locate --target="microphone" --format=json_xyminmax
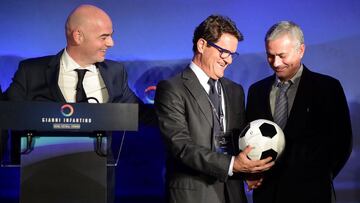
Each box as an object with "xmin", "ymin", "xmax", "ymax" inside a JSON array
[{"xmin": 84, "ymin": 97, "xmax": 100, "ymax": 103}]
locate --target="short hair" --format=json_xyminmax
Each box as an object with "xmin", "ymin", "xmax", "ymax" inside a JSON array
[
  {"xmin": 192, "ymin": 15, "xmax": 243, "ymax": 53},
  {"xmin": 265, "ymin": 21, "xmax": 304, "ymax": 47}
]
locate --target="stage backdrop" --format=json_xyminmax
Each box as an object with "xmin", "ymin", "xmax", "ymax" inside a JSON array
[{"xmin": 1, "ymin": 0, "xmax": 360, "ymax": 203}]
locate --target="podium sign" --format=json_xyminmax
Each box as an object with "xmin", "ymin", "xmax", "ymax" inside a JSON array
[
  {"xmin": 0, "ymin": 101, "xmax": 138, "ymax": 131},
  {"xmin": 0, "ymin": 101, "xmax": 138, "ymax": 203}
]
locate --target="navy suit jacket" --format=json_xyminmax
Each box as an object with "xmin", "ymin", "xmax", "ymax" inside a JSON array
[
  {"xmin": 4, "ymin": 50, "xmax": 143, "ymax": 165},
  {"xmin": 155, "ymin": 67, "xmax": 247, "ymax": 203},
  {"xmin": 6, "ymin": 50, "xmax": 139, "ymax": 103},
  {"xmin": 246, "ymin": 66, "xmax": 352, "ymax": 203}
]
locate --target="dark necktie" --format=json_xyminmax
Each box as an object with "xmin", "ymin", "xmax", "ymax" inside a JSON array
[
  {"xmin": 274, "ymin": 82, "xmax": 291, "ymax": 129},
  {"xmin": 208, "ymin": 79, "xmax": 221, "ymax": 116},
  {"xmin": 208, "ymin": 79, "xmax": 227, "ymax": 154},
  {"xmin": 75, "ymin": 69, "xmax": 88, "ymax": 103}
]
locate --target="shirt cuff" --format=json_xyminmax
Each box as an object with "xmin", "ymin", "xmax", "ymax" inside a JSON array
[{"xmin": 228, "ymin": 156, "xmax": 235, "ymax": 176}]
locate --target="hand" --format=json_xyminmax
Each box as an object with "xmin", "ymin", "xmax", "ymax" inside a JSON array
[
  {"xmin": 233, "ymin": 146, "xmax": 274, "ymax": 173},
  {"xmin": 246, "ymin": 174, "xmax": 264, "ymax": 191}
]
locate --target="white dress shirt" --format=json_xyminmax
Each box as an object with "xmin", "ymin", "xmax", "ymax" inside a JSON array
[{"xmin": 58, "ymin": 49, "xmax": 109, "ymax": 103}]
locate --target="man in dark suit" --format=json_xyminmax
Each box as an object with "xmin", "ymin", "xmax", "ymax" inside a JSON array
[
  {"xmin": 6, "ymin": 5, "xmax": 139, "ymax": 104},
  {"xmin": 246, "ymin": 21, "xmax": 352, "ymax": 203},
  {"xmin": 155, "ymin": 15, "xmax": 274, "ymax": 203},
  {"xmin": 4, "ymin": 5, "xmax": 141, "ymax": 203}
]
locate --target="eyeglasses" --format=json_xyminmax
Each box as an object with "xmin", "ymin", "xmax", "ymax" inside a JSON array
[{"xmin": 207, "ymin": 41, "xmax": 239, "ymax": 60}]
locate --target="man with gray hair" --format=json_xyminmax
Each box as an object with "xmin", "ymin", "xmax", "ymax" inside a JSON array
[{"xmin": 246, "ymin": 21, "xmax": 352, "ymax": 202}]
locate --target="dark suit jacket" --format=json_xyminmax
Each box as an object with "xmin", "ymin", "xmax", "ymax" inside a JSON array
[
  {"xmin": 6, "ymin": 50, "xmax": 139, "ymax": 103},
  {"xmin": 0, "ymin": 85, "xmax": 3, "ymax": 100},
  {"xmin": 246, "ymin": 66, "xmax": 352, "ymax": 203},
  {"xmin": 4, "ymin": 50, "xmax": 142, "ymax": 163},
  {"xmin": 3, "ymin": 50, "xmax": 144, "ymax": 203},
  {"xmin": 0, "ymin": 85, "xmax": 3, "ymax": 161},
  {"xmin": 155, "ymin": 67, "xmax": 247, "ymax": 203}
]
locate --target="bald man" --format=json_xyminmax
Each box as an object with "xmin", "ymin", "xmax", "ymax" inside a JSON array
[
  {"xmin": 5, "ymin": 4, "xmax": 141, "ymax": 203},
  {"xmin": 6, "ymin": 4, "xmax": 139, "ymax": 103}
]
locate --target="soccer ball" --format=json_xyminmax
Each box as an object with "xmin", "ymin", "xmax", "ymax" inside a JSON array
[{"xmin": 239, "ymin": 119, "xmax": 285, "ymax": 161}]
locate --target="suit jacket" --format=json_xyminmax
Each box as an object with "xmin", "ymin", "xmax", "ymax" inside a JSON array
[
  {"xmin": 155, "ymin": 67, "xmax": 247, "ymax": 203},
  {"xmin": 6, "ymin": 50, "xmax": 139, "ymax": 103},
  {"xmin": 246, "ymin": 66, "xmax": 352, "ymax": 203},
  {"xmin": 0, "ymin": 85, "xmax": 3, "ymax": 100},
  {"xmin": 3, "ymin": 50, "xmax": 145, "ymax": 203},
  {"xmin": 0, "ymin": 85, "xmax": 3, "ymax": 161},
  {"xmin": 4, "ymin": 50, "xmax": 142, "ymax": 165}
]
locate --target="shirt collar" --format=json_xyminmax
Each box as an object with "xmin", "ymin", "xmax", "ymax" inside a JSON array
[
  {"xmin": 189, "ymin": 61, "xmax": 211, "ymax": 88},
  {"xmin": 275, "ymin": 64, "xmax": 303, "ymax": 85},
  {"xmin": 61, "ymin": 49, "xmax": 97, "ymax": 73}
]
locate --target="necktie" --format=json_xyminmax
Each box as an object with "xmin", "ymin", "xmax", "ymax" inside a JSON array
[
  {"xmin": 75, "ymin": 69, "xmax": 88, "ymax": 103},
  {"xmin": 274, "ymin": 82, "xmax": 291, "ymax": 129},
  {"xmin": 208, "ymin": 79, "xmax": 221, "ymax": 115},
  {"xmin": 208, "ymin": 79, "xmax": 227, "ymax": 154}
]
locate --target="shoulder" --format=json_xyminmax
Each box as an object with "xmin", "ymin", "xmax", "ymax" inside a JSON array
[
  {"xmin": 19, "ymin": 55, "xmax": 55, "ymax": 67},
  {"xmin": 303, "ymin": 68, "xmax": 342, "ymax": 88},
  {"xmin": 97, "ymin": 60, "xmax": 127, "ymax": 78},
  {"xmin": 102, "ymin": 59, "xmax": 124, "ymax": 67},
  {"xmin": 157, "ymin": 72, "xmax": 183, "ymax": 90},
  {"xmin": 306, "ymin": 69, "xmax": 339, "ymax": 82},
  {"xmin": 15, "ymin": 55, "xmax": 57, "ymax": 75},
  {"xmin": 154, "ymin": 72, "xmax": 185, "ymax": 105},
  {"xmin": 100, "ymin": 59, "xmax": 125, "ymax": 71}
]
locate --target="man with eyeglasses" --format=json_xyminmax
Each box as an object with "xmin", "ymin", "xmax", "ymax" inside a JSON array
[{"xmin": 154, "ymin": 15, "xmax": 274, "ymax": 203}]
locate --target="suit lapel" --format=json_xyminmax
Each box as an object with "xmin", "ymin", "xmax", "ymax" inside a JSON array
[
  {"xmin": 219, "ymin": 78, "xmax": 231, "ymax": 130},
  {"xmin": 264, "ymin": 76, "xmax": 276, "ymax": 120},
  {"xmin": 182, "ymin": 68, "xmax": 213, "ymax": 126},
  {"xmin": 46, "ymin": 50, "xmax": 66, "ymax": 102},
  {"xmin": 96, "ymin": 62, "xmax": 113, "ymax": 102},
  {"xmin": 287, "ymin": 66, "xmax": 311, "ymax": 128}
]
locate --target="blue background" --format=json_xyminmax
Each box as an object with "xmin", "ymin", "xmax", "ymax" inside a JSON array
[{"xmin": 1, "ymin": 0, "xmax": 360, "ymax": 202}]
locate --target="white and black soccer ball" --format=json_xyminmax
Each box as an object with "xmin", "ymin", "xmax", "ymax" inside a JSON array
[{"xmin": 239, "ymin": 119, "xmax": 285, "ymax": 161}]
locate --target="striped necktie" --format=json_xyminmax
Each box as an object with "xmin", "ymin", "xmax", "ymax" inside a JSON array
[{"xmin": 274, "ymin": 81, "xmax": 291, "ymax": 129}]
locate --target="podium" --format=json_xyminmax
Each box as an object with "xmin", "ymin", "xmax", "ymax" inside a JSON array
[{"xmin": 0, "ymin": 101, "xmax": 138, "ymax": 203}]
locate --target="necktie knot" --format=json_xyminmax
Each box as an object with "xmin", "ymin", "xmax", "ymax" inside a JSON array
[
  {"xmin": 75, "ymin": 69, "xmax": 88, "ymax": 102},
  {"xmin": 208, "ymin": 78, "xmax": 216, "ymax": 94},
  {"xmin": 277, "ymin": 81, "xmax": 291, "ymax": 93}
]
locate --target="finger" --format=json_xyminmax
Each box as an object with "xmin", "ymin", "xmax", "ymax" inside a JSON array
[
  {"xmin": 249, "ymin": 161, "xmax": 274, "ymax": 173},
  {"xmin": 257, "ymin": 161, "xmax": 275, "ymax": 171},
  {"xmin": 256, "ymin": 178, "xmax": 264, "ymax": 186},
  {"xmin": 261, "ymin": 156, "xmax": 273, "ymax": 163},
  {"xmin": 242, "ymin": 145, "xmax": 253, "ymax": 155}
]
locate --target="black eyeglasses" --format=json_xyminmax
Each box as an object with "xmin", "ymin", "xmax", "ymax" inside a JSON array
[{"xmin": 207, "ymin": 41, "xmax": 239, "ymax": 60}]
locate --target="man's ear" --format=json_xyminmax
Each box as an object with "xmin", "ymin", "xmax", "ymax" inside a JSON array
[
  {"xmin": 196, "ymin": 38, "xmax": 207, "ymax": 54},
  {"xmin": 72, "ymin": 29, "xmax": 83, "ymax": 45},
  {"xmin": 298, "ymin": 43, "xmax": 305, "ymax": 59}
]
